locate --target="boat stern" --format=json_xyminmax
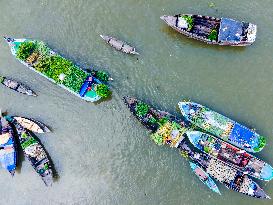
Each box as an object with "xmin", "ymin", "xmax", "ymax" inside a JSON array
[
  {"xmin": 3, "ymin": 36, "xmax": 15, "ymax": 43},
  {"xmin": 178, "ymin": 101, "xmax": 193, "ymax": 121},
  {"xmin": 3, "ymin": 36, "xmax": 15, "ymax": 48},
  {"xmin": 160, "ymin": 15, "xmax": 177, "ymax": 27},
  {"xmin": 245, "ymin": 23, "xmax": 257, "ymax": 44},
  {"xmin": 251, "ymin": 181, "xmax": 271, "ymax": 199},
  {"xmin": 100, "ymin": 35, "xmax": 111, "ymax": 42},
  {"xmin": 185, "ymin": 131, "xmax": 202, "ymax": 147},
  {"xmin": 260, "ymin": 163, "xmax": 273, "ymax": 181},
  {"xmin": 3, "ymin": 37, "xmax": 27, "ymax": 56}
]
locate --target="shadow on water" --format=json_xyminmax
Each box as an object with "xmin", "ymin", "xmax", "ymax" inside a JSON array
[{"xmin": 160, "ymin": 26, "xmax": 246, "ymax": 53}]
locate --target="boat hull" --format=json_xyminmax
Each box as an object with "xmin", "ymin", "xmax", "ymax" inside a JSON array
[
  {"xmin": 13, "ymin": 116, "xmax": 51, "ymax": 133},
  {"xmin": 160, "ymin": 14, "xmax": 256, "ymax": 46},
  {"xmin": 10, "ymin": 118, "xmax": 53, "ymax": 186},
  {"xmin": 100, "ymin": 35, "xmax": 139, "ymax": 55},
  {"xmin": 123, "ymin": 96, "xmax": 188, "ymax": 132},
  {"xmin": 1, "ymin": 76, "xmax": 37, "ymax": 96},
  {"xmin": 178, "ymin": 101, "xmax": 265, "ymax": 153}
]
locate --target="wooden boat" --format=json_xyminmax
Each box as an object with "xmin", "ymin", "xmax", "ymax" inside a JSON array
[
  {"xmin": 186, "ymin": 131, "xmax": 273, "ymax": 181},
  {"xmin": 160, "ymin": 14, "xmax": 257, "ymax": 46},
  {"xmin": 190, "ymin": 162, "xmax": 221, "ymax": 195},
  {"xmin": 100, "ymin": 35, "xmax": 139, "ymax": 55},
  {"xmin": 13, "ymin": 116, "xmax": 51, "ymax": 133},
  {"xmin": 0, "ymin": 75, "xmax": 37, "ymax": 96},
  {"xmin": 9, "ymin": 117, "xmax": 53, "ymax": 186},
  {"xmin": 123, "ymin": 96, "xmax": 189, "ymax": 138},
  {"xmin": 123, "ymin": 96, "xmax": 270, "ymax": 199},
  {"xmin": 179, "ymin": 142, "xmax": 270, "ymax": 199},
  {"xmin": 0, "ymin": 114, "xmax": 17, "ymax": 175},
  {"xmin": 178, "ymin": 101, "xmax": 266, "ymax": 153},
  {"xmin": 4, "ymin": 37, "xmax": 111, "ymax": 102}
]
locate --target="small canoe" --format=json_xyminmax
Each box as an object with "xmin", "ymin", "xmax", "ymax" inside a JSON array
[
  {"xmin": 178, "ymin": 101, "xmax": 266, "ymax": 153},
  {"xmin": 186, "ymin": 131, "xmax": 273, "ymax": 181},
  {"xmin": 179, "ymin": 142, "xmax": 270, "ymax": 199},
  {"xmin": 100, "ymin": 35, "xmax": 139, "ymax": 55},
  {"xmin": 0, "ymin": 115, "xmax": 17, "ymax": 175},
  {"xmin": 4, "ymin": 37, "xmax": 111, "ymax": 102},
  {"xmin": 160, "ymin": 14, "xmax": 257, "ymax": 46},
  {"xmin": 11, "ymin": 118, "xmax": 53, "ymax": 186},
  {"xmin": 190, "ymin": 162, "xmax": 221, "ymax": 195},
  {"xmin": 0, "ymin": 75, "xmax": 37, "ymax": 96},
  {"xmin": 13, "ymin": 116, "xmax": 51, "ymax": 133}
]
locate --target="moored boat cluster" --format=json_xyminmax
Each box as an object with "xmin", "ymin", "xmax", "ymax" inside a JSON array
[
  {"xmin": 0, "ymin": 113, "xmax": 53, "ymax": 186},
  {"xmin": 123, "ymin": 96, "xmax": 272, "ymax": 199},
  {"xmin": 0, "ymin": 6, "xmax": 269, "ymax": 201}
]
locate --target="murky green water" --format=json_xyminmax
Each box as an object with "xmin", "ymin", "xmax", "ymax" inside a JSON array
[{"xmin": 0, "ymin": 0, "xmax": 273, "ymax": 204}]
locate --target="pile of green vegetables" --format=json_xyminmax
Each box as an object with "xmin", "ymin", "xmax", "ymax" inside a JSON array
[
  {"xmin": 16, "ymin": 41, "xmax": 111, "ymax": 98},
  {"xmin": 208, "ymin": 29, "xmax": 218, "ymax": 41},
  {"xmin": 182, "ymin": 15, "xmax": 194, "ymax": 31},
  {"xmin": 135, "ymin": 102, "xmax": 149, "ymax": 117},
  {"xmin": 254, "ymin": 136, "xmax": 266, "ymax": 152}
]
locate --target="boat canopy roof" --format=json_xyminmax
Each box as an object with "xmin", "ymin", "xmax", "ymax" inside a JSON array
[{"xmin": 218, "ymin": 18, "xmax": 243, "ymax": 42}]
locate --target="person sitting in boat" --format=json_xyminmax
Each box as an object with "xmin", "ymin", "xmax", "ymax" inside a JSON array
[{"xmin": 87, "ymin": 76, "xmax": 94, "ymax": 84}]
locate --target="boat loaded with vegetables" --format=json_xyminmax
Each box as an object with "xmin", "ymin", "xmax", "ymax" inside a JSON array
[
  {"xmin": 160, "ymin": 14, "xmax": 257, "ymax": 46},
  {"xmin": 179, "ymin": 142, "xmax": 270, "ymax": 199},
  {"xmin": 186, "ymin": 131, "xmax": 273, "ymax": 181},
  {"xmin": 123, "ymin": 96, "xmax": 270, "ymax": 199},
  {"xmin": 178, "ymin": 101, "xmax": 266, "ymax": 153},
  {"xmin": 1, "ymin": 111, "xmax": 54, "ymax": 186},
  {"xmin": 4, "ymin": 37, "xmax": 111, "ymax": 102}
]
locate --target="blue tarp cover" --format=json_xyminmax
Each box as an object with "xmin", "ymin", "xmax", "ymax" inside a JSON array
[
  {"xmin": 229, "ymin": 123, "xmax": 258, "ymax": 147},
  {"xmin": 218, "ymin": 18, "xmax": 243, "ymax": 42}
]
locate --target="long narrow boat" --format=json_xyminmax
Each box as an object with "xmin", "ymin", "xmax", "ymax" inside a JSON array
[
  {"xmin": 160, "ymin": 14, "xmax": 257, "ymax": 46},
  {"xmin": 123, "ymin": 97, "xmax": 270, "ymax": 199},
  {"xmin": 186, "ymin": 131, "xmax": 273, "ymax": 181},
  {"xmin": 100, "ymin": 35, "xmax": 139, "ymax": 55},
  {"xmin": 0, "ymin": 75, "xmax": 37, "ymax": 96},
  {"xmin": 190, "ymin": 162, "xmax": 221, "ymax": 195},
  {"xmin": 7, "ymin": 117, "xmax": 53, "ymax": 186},
  {"xmin": 0, "ymin": 114, "xmax": 17, "ymax": 175},
  {"xmin": 4, "ymin": 37, "xmax": 111, "ymax": 102},
  {"xmin": 178, "ymin": 101, "xmax": 266, "ymax": 153}
]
